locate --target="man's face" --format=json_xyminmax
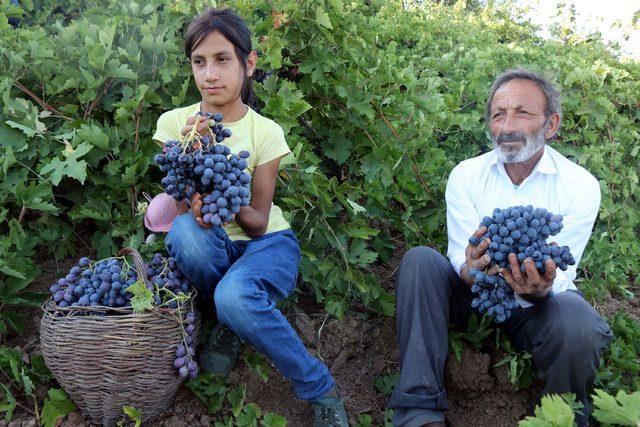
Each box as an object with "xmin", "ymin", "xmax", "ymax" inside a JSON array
[{"xmin": 488, "ymin": 79, "xmax": 551, "ymax": 163}]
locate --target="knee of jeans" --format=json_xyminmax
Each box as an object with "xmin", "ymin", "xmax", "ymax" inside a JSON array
[
  {"xmin": 214, "ymin": 281, "xmax": 257, "ymax": 331},
  {"xmin": 400, "ymin": 246, "xmax": 444, "ymax": 268},
  {"xmin": 166, "ymin": 215, "xmax": 193, "ymax": 254},
  {"xmin": 397, "ymin": 247, "xmax": 448, "ymax": 286},
  {"xmin": 543, "ymin": 294, "xmax": 613, "ymax": 357},
  {"xmin": 166, "ymin": 215, "xmax": 204, "ymax": 269}
]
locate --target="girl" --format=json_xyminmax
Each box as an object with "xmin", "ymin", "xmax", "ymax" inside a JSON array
[{"xmin": 151, "ymin": 8, "xmax": 347, "ymax": 425}]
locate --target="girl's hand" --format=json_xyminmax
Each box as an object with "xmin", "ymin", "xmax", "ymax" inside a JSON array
[
  {"xmin": 189, "ymin": 192, "xmax": 211, "ymax": 228},
  {"xmin": 181, "ymin": 115, "xmax": 210, "ymax": 137},
  {"xmin": 190, "ymin": 192, "xmax": 236, "ymax": 228}
]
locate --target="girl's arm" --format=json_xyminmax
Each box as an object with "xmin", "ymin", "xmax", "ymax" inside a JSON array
[{"xmin": 235, "ymin": 157, "xmax": 283, "ymax": 238}]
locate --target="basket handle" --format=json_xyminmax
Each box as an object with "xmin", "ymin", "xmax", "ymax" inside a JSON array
[{"xmin": 117, "ymin": 247, "xmax": 150, "ymax": 287}]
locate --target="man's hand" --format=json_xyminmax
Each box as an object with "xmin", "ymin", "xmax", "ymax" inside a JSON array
[
  {"xmin": 181, "ymin": 115, "xmax": 210, "ymax": 137},
  {"xmin": 499, "ymin": 254, "xmax": 556, "ymax": 301},
  {"xmin": 461, "ymin": 226, "xmax": 495, "ymax": 286}
]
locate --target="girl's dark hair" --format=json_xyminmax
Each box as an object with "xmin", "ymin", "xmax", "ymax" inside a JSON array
[{"xmin": 184, "ymin": 8, "xmax": 256, "ymax": 109}]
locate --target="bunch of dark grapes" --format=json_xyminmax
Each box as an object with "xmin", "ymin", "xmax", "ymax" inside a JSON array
[
  {"xmin": 468, "ymin": 270, "xmax": 518, "ymax": 323},
  {"xmin": 467, "ymin": 205, "xmax": 576, "ymax": 323},
  {"xmin": 173, "ymin": 310, "xmax": 199, "ymax": 378},
  {"xmin": 153, "ymin": 112, "xmax": 252, "ymax": 224},
  {"xmin": 145, "ymin": 253, "xmax": 192, "ymax": 308},
  {"xmin": 49, "ymin": 257, "xmax": 135, "ymax": 308},
  {"xmin": 49, "ymin": 254, "xmax": 195, "ymax": 309}
]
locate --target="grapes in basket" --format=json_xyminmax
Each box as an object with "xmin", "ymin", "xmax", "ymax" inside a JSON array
[
  {"xmin": 47, "ymin": 251, "xmax": 200, "ymax": 378},
  {"xmin": 154, "ymin": 112, "xmax": 252, "ymax": 226}
]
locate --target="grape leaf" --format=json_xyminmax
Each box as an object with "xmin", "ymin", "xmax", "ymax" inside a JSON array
[
  {"xmin": 75, "ymin": 124, "xmax": 110, "ymax": 150},
  {"xmin": 228, "ymin": 384, "xmax": 246, "ymax": 417},
  {"xmin": 40, "ymin": 142, "xmax": 93, "ymax": 185},
  {"xmin": 41, "ymin": 388, "xmax": 76, "ymax": 427},
  {"xmin": 315, "ymin": 7, "xmax": 333, "ymax": 29},
  {"xmin": 123, "ymin": 405, "xmax": 143, "ymax": 427},
  {"xmin": 0, "ymin": 383, "xmax": 16, "ymax": 422},
  {"xmin": 519, "ymin": 394, "xmax": 575, "ymax": 427},
  {"xmin": 0, "ymin": 260, "xmax": 26, "ymax": 279},
  {"xmin": 124, "ymin": 279, "xmax": 154, "ymax": 312},
  {"xmin": 261, "ymin": 412, "xmax": 287, "ymax": 427},
  {"xmin": 1, "ymin": 145, "xmax": 16, "ymax": 176},
  {"xmin": 19, "ymin": 370, "xmax": 35, "ymax": 396},
  {"xmin": 592, "ymin": 389, "xmax": 640, "ymax": 426},
  {"xmin": 346, "ymin": 198, "xmax": 367, "ymax": 215}
]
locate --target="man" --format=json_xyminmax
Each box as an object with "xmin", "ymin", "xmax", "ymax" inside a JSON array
[{"xmin": 389, "ymin": 69, "xmax": 613, "ymax": 427}]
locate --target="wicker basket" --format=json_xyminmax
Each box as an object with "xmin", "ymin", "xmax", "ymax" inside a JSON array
[{"xmin": 40, "ymin": 248, "xmax": 197, "ymax": 427}]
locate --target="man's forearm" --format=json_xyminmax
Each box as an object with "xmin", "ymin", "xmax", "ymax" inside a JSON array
[{"xmin": 458, "ymin": 263, "xmax": 474, "ymax": 287}]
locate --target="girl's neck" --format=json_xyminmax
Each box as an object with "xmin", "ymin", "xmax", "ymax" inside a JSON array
[{"xmin": 200, "ymin": 98, "xmax": 248, "ymax": 123}]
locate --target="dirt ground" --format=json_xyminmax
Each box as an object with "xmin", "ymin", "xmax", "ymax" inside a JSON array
[{"xmin": 3, "ymin": 252, "xmax": 639, "ymax": 427}]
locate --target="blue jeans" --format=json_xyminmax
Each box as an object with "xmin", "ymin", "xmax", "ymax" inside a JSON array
[{"xmin": 165, "ymin": 213, "xmax": 335, "ymax": 401}]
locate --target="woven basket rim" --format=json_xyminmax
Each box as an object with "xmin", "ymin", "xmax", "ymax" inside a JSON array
[
  {"xmin": 41, "ymin": 294, "xmax": 197, "ymax": 325},
  {"xmin": 44, "ymin": 247, "xmax": 198, "ymax": 316}
]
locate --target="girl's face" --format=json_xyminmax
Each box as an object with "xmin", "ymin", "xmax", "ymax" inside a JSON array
[{"xmin": 190, "ymin": 30, "xmax": 255, "ymax": 111}]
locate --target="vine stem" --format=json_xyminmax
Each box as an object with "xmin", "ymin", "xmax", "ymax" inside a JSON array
[
  {"xmin": 18, "ymin": 206, "xmax": 27, "ymax": 223},
  {"xmin": 83, "ymin": 78, "xmax": 114, "ymax": 120},
  {"xmin": 375, "ymin": 106, "xmax": 431, "ymax": 193},
  {"xmin": 12, "ymin": 81, "xmax": 72, "ymax": 120}
]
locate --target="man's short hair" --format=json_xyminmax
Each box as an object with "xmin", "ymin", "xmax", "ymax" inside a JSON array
[{"xmin": 485, "ymin": 68, "xmax": 563, "ymax": 137}]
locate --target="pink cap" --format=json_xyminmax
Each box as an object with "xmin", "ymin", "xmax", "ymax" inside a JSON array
[{"xmin": 144, "ymin": 193, "xmax": 179, "ymax": 233}]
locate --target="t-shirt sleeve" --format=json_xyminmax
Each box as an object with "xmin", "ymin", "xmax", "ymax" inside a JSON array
[
  {"xmin": 153, "ymin": 112, "xmax": 181, "ymax": 146},
  {"xmin": 255, "ymin": 123, "xmax": 291, "ymax": 167}
]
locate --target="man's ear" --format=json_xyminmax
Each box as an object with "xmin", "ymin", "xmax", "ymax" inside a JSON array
[
  {"xmin": 545, "ymin": 113, "xmax": 561, "ymax": 139},
  {"xmin": 246, "ymin": 51, "xmax": 258, "ymax": 77}
]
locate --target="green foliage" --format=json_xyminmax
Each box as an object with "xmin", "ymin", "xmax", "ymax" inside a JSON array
[
  {"xmin": 119, "ymin": 406, "xmax": 143, "ymax": 427},
  {"xmin": 41, "ymin": 388, "xmax": 76, "ymax": 427},
  {"xmin": 0, "ymin": 215, "xmax": 47, "ymax": 337},
  {"xmin": 0, "ymin": 346, "xmax": 53, "ymax": 422},
  {"xmin": 519, "ymin": 390, "xmax": 640, "ymax": 427},
  {"xmin": 519, "ymin": 394, "xmax": 578, "ymax": 427},
  {"xmin": 374, "ymin": 373, "xmax": 399, "ymax": 396},
  {"xmin": 596, "ymin": 311, "xmax": 640, "ymax": 393},
  {"xmin": 187, "ymin": 374, "xmax": 286, "ymax": 425},
  {"xmin": 356, "ymin": 413, "xmax": 373, "ymax": 427},
  {"xmin": 591, "ymin": 389, "xmax": 640, "ymax": 426},
  {"xmin": 244, "ymin": 351, "xmax": 271, "ymax": 383},
  {"xmin": 449, "ymin": 313, "xmax": 494, "ymax": 360},
  {"xmin": 1, "ymin": 0, "xmax": 637, "ymax": 320},
  {"xmin": 494, "ymin": 338, "xmax": 535, "ymax": 390},
  {"xmin": 261, "ymin": 412, "xmax": 287, "ymax": 427},
  {"xmin": 187, "ymin": 373, "xmax": 229, "ymax": 415},
  {"xmin": 124, "ymin": 278, "xmax": 154, "ymax": 312}
]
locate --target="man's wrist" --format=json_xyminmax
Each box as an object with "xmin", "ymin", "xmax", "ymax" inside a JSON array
[
  {"xmin": 459, "ymin": 262, "xmax": 475, "ymax": 287},
  {"xmin": 459, "ymin": 262, "xmax": 468, "ymax": 276},
  {"xmin": 518, "ymin": 289, "xmax": 554, "ymax": 303}
]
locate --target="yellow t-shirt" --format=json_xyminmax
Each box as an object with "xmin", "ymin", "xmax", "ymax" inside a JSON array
[{"xmin": 152, "ymin": 103, "xmax": 292, "ymax": 241}]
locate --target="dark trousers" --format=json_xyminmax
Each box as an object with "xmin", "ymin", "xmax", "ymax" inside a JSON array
[{"xmin": 389, "ymin": 247, "xmax": 614, "ymax": 427}]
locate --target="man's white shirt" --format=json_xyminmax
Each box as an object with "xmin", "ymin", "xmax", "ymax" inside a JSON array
[{"xmin": 445, "ymin": 145, "xmax": 601, "ymax": 308}]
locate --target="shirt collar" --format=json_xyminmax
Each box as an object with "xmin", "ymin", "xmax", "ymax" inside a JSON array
[{"xmin": 489, "ymin": 145, "xmax": 558, "ymax": 176}]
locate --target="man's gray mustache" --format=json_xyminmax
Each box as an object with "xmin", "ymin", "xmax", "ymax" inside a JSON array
[{"xmin": 496, "ymin": 132, "xmax": 527, "ymax": 144}]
